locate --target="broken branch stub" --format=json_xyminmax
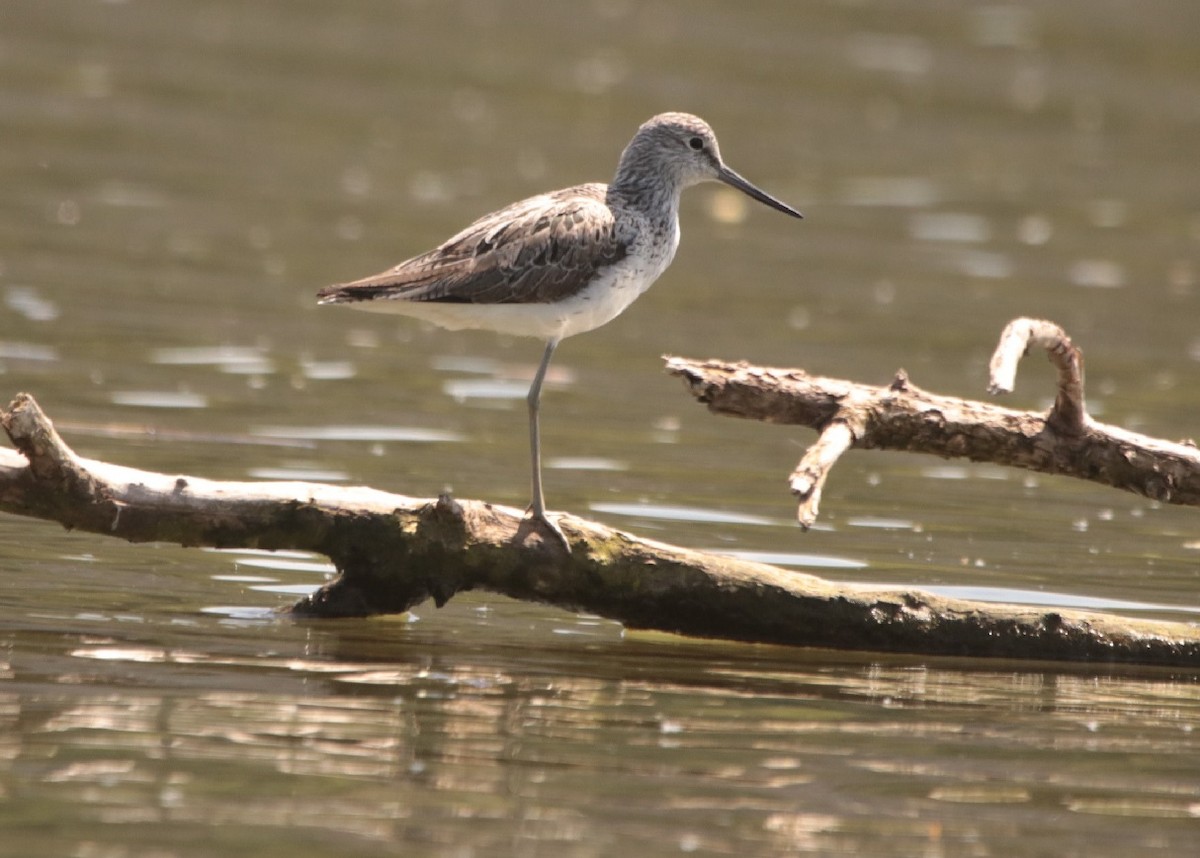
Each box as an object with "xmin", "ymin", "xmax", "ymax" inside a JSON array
[{"xmin": 788, "ymin": 420, "xmax": 856, "ymax": 529}]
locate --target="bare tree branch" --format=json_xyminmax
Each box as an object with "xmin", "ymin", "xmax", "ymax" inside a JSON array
[
  {"xmin": 667, "ymin": 319, "xmax": 1200, "ymax": 524},
  {"xmin": 3, "ymin": 390, "xmax": 1199, "ymax": 667}
]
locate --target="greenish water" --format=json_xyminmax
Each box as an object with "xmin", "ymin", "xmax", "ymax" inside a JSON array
[{"xmin": 2, "ymin": 1, "xmax": 1198, "ymax": 855}]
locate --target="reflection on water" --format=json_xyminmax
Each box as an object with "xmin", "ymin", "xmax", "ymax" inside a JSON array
[
  {"xmin": 908, "ymin": 212, "xmax": 992, "ymax": 244},
  {"xmin": 0, "ymin": 340, "xmax": 59, "ymax": 362},
  {"xmin": 4, "ymin": 286, "xmax": 61, "ymax": 322},
  {"xmin": 251, "ymin": 424, "xmax": 464, "ymax": 443},
  {"xmin": 244, "ymin": 463, "xmax": 350, "ymax": 482},
  {"xmin": 590, "ymin": 501, "xmax": 780, "ymax": 526},
  {"xmin": 3, "ymin": 0, "xmax": 1200, "ymax": 854},
  {"xmin": 546, "ymin": 455, "xmax": 627, "ymax": 472},
  {"xmin": 110, "ymin": 390, "xmax": 210, "ymax": 409},
  {"xmin": 151, "ymin": 344, "xmax": 276, "ymax": 375},
  {"xmin": 717, "ymin": 549, "xmax": 867, "ymax": 571},
  {"xmin": 441, "ymin": 377, "xmax": 532, "ymax": 401},
  {"xmin": 3, "ymin": 608, "xmax": 1198, "ymax": 856}
]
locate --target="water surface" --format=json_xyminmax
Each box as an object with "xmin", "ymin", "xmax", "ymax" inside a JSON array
[{"xmin": 2, "ymin": 1, "xmax": 1199, "ymax": 855}]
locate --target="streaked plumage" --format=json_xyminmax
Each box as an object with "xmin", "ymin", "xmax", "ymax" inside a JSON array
[
  {"xmin": 318, "ymin": 112, "xmax": 802, "ymax": 548},
  {"xmin": 323, "ymin": 185, "xmax": 627, "ymax": 308}
]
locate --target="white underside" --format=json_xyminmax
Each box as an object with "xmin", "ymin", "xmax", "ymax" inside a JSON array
[{"xmin": 346, "ymin": 223, "xmax": 679, "ymax": 341}]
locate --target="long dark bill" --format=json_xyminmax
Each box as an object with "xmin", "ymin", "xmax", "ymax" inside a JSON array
[{"xmin": 717, "ymin": 165, "xmax": 804, "ymax": 219}]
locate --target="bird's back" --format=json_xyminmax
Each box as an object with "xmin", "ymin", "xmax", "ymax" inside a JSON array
[{"xmin": 317, "ymin": 183, "xmax": 629, "ymax": 308}]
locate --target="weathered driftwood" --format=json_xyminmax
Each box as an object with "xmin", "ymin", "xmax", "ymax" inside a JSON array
[
  {"xmin": 1, "ymin": 390, "xmax": 1198, "ymax": 667},
  {"xmin": 667, "ymin": 318, "xmax": 1200, "ymax": 528}
]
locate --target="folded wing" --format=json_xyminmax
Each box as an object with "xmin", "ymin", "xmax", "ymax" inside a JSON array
[{"xmin": 317, "ymin": 185, "xmax": 629, "ymax": 307}]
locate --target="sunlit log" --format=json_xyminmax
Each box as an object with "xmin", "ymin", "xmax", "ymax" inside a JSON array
[{"xmin": 3, "ymin": 391, "xmax": 1198, "ymax": 667}]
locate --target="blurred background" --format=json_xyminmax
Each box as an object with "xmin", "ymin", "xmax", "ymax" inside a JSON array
[{"xmin": 1, "ymin": 2, "xmax": 1198, "ymax": 856}]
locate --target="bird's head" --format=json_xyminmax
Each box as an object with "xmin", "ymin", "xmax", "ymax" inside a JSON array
[{"xmin": 614, "ymin": 112, "xmax": 803, "ymax": 219}]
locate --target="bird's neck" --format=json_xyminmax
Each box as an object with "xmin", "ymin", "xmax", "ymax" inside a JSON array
[{"xmin": 608, "ymin": 173, "xmax": 682, "ymax": 226}]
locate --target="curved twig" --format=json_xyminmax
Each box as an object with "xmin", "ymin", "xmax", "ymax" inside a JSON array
[{"xmin": 988, "ymin": 317, "xmax": 1086, "ymax": 435}]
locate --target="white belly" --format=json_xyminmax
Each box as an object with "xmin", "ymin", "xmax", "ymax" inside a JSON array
[{"xmin": 353, "ymin": 220, "xmax": 680, "ymax": 342}]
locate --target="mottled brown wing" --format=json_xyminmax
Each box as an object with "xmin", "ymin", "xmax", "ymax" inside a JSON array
[{"xmin": 317, "ymin": 185, "xmax": 629, "ymax": 306}]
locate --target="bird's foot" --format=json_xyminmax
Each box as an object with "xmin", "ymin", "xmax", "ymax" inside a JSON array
[{"xmin": 525, "ymin": 507, "xmax": 571, "ymax": 552}]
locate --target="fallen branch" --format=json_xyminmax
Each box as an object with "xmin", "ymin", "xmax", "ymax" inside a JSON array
[
  {"xmin": 2, "ymin": 391, "xmax": 1199, "ymax": 667},
  {"xmin": 667, "ymin": 317, "xmax": 1200, "ymax": 527}
]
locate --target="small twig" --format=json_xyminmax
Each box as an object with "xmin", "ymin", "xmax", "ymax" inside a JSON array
[{"xmin": 988, "ymin": 317, "xmax": 1086, "ymax": 435}]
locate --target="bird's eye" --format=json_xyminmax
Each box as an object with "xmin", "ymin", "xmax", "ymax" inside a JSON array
[{"xmin": 688, "ymin": 137, "xmax": 704, "ymax": 151}]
